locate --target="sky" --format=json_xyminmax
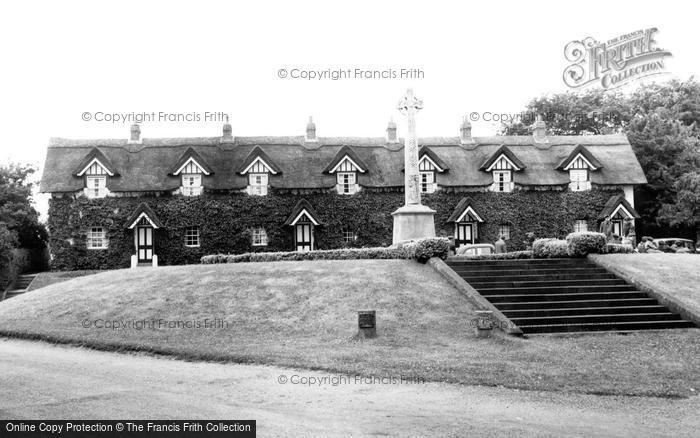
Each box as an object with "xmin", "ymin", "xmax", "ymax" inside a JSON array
[{"xmin": 0, "ymin": 1, "xmax": 697, "ymax": 217}]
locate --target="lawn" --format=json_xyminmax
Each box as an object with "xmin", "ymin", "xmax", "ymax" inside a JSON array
[
  {"xmin": 0, "ymin": 260, "xmax": 698, "ymax": 398},
  {"xmin": 27, "ymin": 270, "xmax": 103, "ymax": 291},
  {"xmin": 590, "ymin": 254, "xmax": 700, "ymax": 320}
]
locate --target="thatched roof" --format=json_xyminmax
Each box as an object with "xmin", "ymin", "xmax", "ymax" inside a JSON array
[
  {"xmin": 555, "ymin": 144, "xmax": 603, "ymax": 170},
  {"xmin": 479, "ymin": 145, "xmax": 526, "ymax": 171},
  {"xmin": 236, "ymin": 146, "xmax": 283, "ymax": 175},
  {"xmin": 322, "ymin": 146, "xmax": 369, "ymax": 174},
  {"xmin": 41, "ymin": 133, "xmax": 647, "ymax": 193},
  {"xmin": 168, "ymin": 147, "xmax": 214, "ymax": 175}
]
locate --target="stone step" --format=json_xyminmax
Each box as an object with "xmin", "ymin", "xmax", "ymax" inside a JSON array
[
  {"xmin": 502, "ymin": 305, "xmax": 668, "ymax": 318},
  {"xmin": 450, "ymin": 267, "xmax": 610, "ymax": 277},
  {"xmin": 495, "ymin": 298, "xmax": 659, "ymax": 311},
  {"xmin": 463, "ymin": 273, "xmax": 619, "ymax": 282},
  {"xmin": 446, "ymin": 258, "xmax": 590, "ymax": 266},
  {"xmin": 517, "ymin": 320, "xmax": 696, "ymax": 334},
  {"xmin": 487, "ymin": 291, "xmax": 649, "ymax": 303},
  {"xmin": 510, "ymin": 312, "xmax": 682, "ymax": 326},
  {"xmin": 469, "ymin": 278, "xmax": 628, "ymax": 289},
  {"xmin": 478, "ymin": 284, "xmax": 638, "ymax": 295}
]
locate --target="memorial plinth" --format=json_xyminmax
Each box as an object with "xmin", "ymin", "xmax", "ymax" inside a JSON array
[{"xmin": 392, "ymin": 88, "xmax": 436, "ymax": 244}]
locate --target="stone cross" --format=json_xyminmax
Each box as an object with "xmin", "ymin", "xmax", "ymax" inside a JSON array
[{"xmin": 398, "ymin": 88, "xmax": 423, "ymax": 205}]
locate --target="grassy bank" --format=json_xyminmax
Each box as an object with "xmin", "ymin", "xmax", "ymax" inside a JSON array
[{"xmin": 0, "ymin": 260, "xmax": 698, "ymax": 398}]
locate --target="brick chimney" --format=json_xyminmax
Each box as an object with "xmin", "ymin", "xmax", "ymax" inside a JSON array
[
  {"xmin": 532, "ymin": 115, "xmax": 547, "ymax": 140},
  {"xmin": 128, "ymin": 124, "xmax": 141, "ymax": 144},
  {"xmin": 305, "ymin": 116, "xmax": 317, "ymax": 142},
  {"xmin": 221, "ymin": 122, "xmax": 233, "ymax": 143},
  {"xmin": 460, "ymin": 116, "xmax": 473, "ymax": 144},
  {"xmin": 386, "ymin": 117, "xmax": 398, "ymax": 143}
]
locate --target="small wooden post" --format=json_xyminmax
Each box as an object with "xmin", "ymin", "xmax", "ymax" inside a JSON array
[
  {"xmin": 357, "ymin": 310, "xmax": 377, "ymax": 339},
  {"xmin": 474, "ymin": 310, "xmax": 494, "ymax": 338}
]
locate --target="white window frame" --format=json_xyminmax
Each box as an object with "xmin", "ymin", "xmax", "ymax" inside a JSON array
[
  {"xmin": 342, "ymin": 230, "xmax": 357, "ymax": 243},
  {"xmin": 498, "ymin": 225, "xmax": 511, "ymax": 240},
  {"xmin": 420, "ymin": 171, "xmax": 436, "ymax": 193},
  {"xmin": 181, "ymin": 174, "xmax": 202, "ymax": 196},
  {"xmin": 569, "ymin": 169, "xmax": 590, "ymax": 191},
  {"xmin": 184, "ymin": 226, "xmax": 200, "ymax": 247},
  {"xmin": 337, "ymin": 172, "xmax": 357, "ymax": 195},
  {"xmin": 86, "ymin": 176, "xmax": 107, "ymax": 198},
  {"xmin": 492, "ymin": 170, "xmax": 513, "ymax": 192},
  {"xmin": 252, "ymin": 228, "xmax": 268, "ymax": 246},
  {"xmin": 574, "ymin": 220, "xmax": 588, "ymax": 233},
  {"xmin": 86, "ymin": 227, "xmax": 108, "ymax": 249},
  {"xmin": 249, "ymin": 173, "xmax": 269, "ymax": 196}
]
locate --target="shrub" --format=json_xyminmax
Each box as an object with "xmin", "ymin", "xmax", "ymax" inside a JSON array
[
  {"xmin": 603, "ymin": 243, "xmax": 634, "ymax": 254},
  {"xmin": 533, "ymin": 238, "xmax": 569, "ymax": 258},
  {"xmin": 452, "ymin": 250, "xmax": 533, "ymax": 260},
  {"xmin": 566, "ymin": 232, "xmax": 607, "ymax": 257},
  {"xmin": 199, "ymin": 238, "xmax": 450, "ymax": 264},
  {"xmin": 410, "ymin": 237, "xmax": 450, "ymax": 262}
]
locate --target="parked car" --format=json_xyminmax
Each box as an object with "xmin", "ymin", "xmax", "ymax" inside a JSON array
[
  {"xmin": 652, "ymin": 238, "xmax": 697, "ymax": 253},
  {"xmin": 456, "ymin": 243, "xmax": 495, "ymax": 256}
]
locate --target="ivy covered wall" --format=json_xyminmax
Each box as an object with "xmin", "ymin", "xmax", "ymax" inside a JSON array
[{"xmin": 47, "ymin": 188, "xmax": 621, "ymax": 270}]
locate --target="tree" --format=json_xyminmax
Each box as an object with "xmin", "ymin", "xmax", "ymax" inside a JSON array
[
  {"xmin": 0, "ymin": 163, "xmax": 48, "ymax": 248},
  {"xmin": 500, "ymin": 78, "xmax": 700, "ymax": 240}
]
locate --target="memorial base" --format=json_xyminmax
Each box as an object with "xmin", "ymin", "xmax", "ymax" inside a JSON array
[{"xmin": 391, "ymin": 204, "xmax": 436, "ymax": 245}]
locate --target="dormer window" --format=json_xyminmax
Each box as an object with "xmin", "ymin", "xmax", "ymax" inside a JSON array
[
  {"xmin": 74, "ymin": 149, "xmax": 117, "ymax": 199},
  {"xmin": 249, "ymin": 173, "xmax": 269, "ymax": 196},
  {"xmin": 569, "ymin": 169, "xmax": 590, "ymax": 191},
  {"xmin": 420, "ymin": 171, "xmax": 435, "ymax": 193},
  {"xmin": 86, "ymin": 175, "xmax": 107, "ymax": 198},
  {"xmin": 557, "ymin": 145, "xmax": 602, "ymax": 192},
  {"xmin": 169, "ymin": 148, "xmax": 213, "ymax": 197},
  {"xmin": 492, "ymin": 170, "xmax": 513, "ymax": 193},
  {"xmin": 479, "ymin": 146, "xmax": 524, "ymax": 193},
  {"xmin": 181, "ymin": 174, "xmax": 202, "ymax": 196},
  {"xmin": 237, "ymin": 147, "xmax": 281, "ymax": 197},
  {"xmin": 337, "ymin": 172, "xmax": 357, "ymax": 194},
  {"xmin": 323, "ymin": 146, "xmax": 368, "ymax": 196},
  {"xmin": 417, "ymin": 152, "xmax": 446, "ymax": 194}
]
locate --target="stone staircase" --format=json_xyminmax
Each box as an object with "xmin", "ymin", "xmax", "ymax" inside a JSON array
[
  {"xmin": 446, "ymin": 258, "xmax": 696, "ymax": 334},
  {"xmin": 2, "ymin": 274, "xmax": 37, "ymax": 300}
]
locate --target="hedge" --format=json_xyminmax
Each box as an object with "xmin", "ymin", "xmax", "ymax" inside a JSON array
[
  {"xmin": 201, "ymin": 237, "xmax": 450, "ymax": 264},
  {"xmin": 47, "ymin": 188, "xmax": 622, "ymax": 270},
  {"xmin": 532, "ymin": 238, "xmax": 569, "ymax": 258},
  {"xmin": 566, "ymin": 232, "xmax": 607, "ymax": 257}
]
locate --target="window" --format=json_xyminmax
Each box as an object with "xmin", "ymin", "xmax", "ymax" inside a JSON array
[
  {"xmin": 569, "ymin": 169, "xmax": 590, "ymax": 191},
  {"xmin": 86, "ymin": 176, "xmax": 106, "ymax": 198},
  {"xmin": 181, "ymin": 174, "xmax": 202, "ymax": 196},
  {"xmin": 184, "ymin": 226, "xmax": 200, "ymax": 247},
  {"xmin": 498, "ymin": 225, "xmax": 511, "ymax": 240},
  {"xmin": 420, "ymin": 171, "xmax": 435, "ymax": 193},
  {"xmin": 252, "ymin": 228, "xmax": 268, "ymax": 246},
  {"xmin": 249, "ymin": 173, "xmax": 268, "ymax": 196},
  {"xmin": 86, "ymin": 227, "xmax": 107, "ymax": 249},
  {"xmin": 337, "ymin": 172, "xmax": 357, "ymax": 194},
  {"xmin": 574, "ymin": 220, "xmax": 588, "ymax": 233},
  {"xmin": 492, "ymin": 170, "xmax": 512, "ymax": 192},
  {"xmin": 342, "ymin": 230, "xmax": 357, "ymax": 243}
]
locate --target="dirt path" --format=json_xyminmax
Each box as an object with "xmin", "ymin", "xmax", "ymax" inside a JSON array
[{"xmin": 0, "ymin": 338, "xmax": 697, "ymax": 437}]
